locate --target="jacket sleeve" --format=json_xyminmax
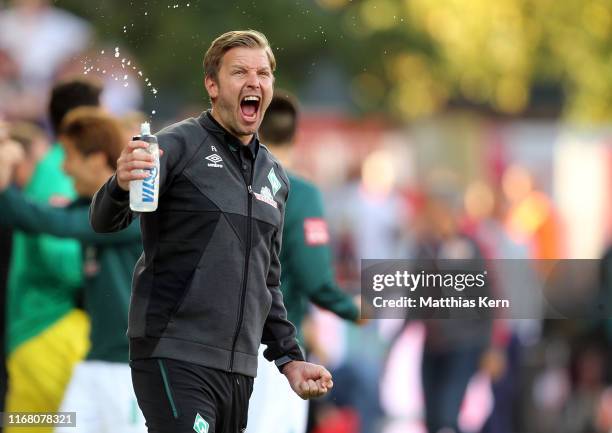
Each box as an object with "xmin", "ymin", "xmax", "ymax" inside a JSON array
[
  {"xmin": 286, "ymin": 186, "xmax": 359, "ymax": 321},
  {"xmin": 261, "ymin": 173, "xmax": 305, "ymax": 366},
  {"xmin": 89, "ymin": 174, "xmax": 135, "ymax": 233},
  {"xmin": 90, "ymin": 127, "xmax": 194, "ymax": 233},
  {"xmin": 0, "ymin": 187, "xmax": 141, "ymax": 245}
]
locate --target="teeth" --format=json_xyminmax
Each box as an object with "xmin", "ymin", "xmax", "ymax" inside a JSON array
[{"xmin": 243, "ymin": 96, "xmax": 260, "ymax": 102}]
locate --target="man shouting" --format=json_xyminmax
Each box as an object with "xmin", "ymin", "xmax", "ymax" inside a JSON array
[{"xmin": 90, "ymin": 30, "xmax": 332, "ymax": 433}]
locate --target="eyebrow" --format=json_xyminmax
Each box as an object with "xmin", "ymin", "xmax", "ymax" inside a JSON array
[{"xmin": 229, "ymin": 63, "xmax": 271, "ymax": 72}]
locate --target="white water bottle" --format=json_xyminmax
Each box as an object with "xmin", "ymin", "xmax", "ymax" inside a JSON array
[{"xmin": 129, "ymin": 122, "xmax": 160, "ymax": 212}]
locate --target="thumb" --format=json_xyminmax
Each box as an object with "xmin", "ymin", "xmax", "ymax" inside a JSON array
[{"xmin": 318, "ymin": 366, "xmax": 332, "ymax": 381}]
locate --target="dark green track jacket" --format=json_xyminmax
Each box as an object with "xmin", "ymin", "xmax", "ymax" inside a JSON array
[
  {"xmin": 281, "ymin": 174, "xmax": 359, "ymax": 343},
  {"xmin": 0, "ymin": 187, "xmax": 141, "ymax": 362}
]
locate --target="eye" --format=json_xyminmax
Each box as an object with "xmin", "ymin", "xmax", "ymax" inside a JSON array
[
  {"xmin": 232, "ymin": 70, "xmax": 246, "ymax": 76},
  {"xmin": 258, "ymin": 70, "xmax": 271, "ymax": 77}
]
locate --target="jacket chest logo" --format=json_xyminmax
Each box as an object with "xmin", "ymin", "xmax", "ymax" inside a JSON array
[
  {"xmin": 267, "ymin": 168, "xmax": 281, "ymax": 196},
  {"xmin": 205, "ymin": 146, "xmax": 224, "ymax": 168},
  {"xmin": 253, "ymin": 186, "xmax": 278, "ymax": 209}
]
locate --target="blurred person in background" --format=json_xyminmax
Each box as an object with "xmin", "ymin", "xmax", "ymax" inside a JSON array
[
  {"xmin": 4, "ymin": 78, "xmax": 101, "ymax": 427},
  {"xmin": 502, "ymin": 165, "xmax": 563, "ymax": 261},
  {"xmin": 0, "ymin": 0, "xmax": 92, "ymax": 122},
  {"xmin": 558, "ymin": 344, "xmax": 607, "ymax": 433},
  {"xmin": 392, "ymin": 189, "xmax": 492, "ymax": 433},
  {"xmin": 0, "ymin": 119, "xmax": 48, "ymax": 414},
  {"xmin": 462, "ymin": 180, "xmax": 541, "ymax": 433},
  {"xmin": 601, "ymin": 244, "xmax": 612, "ymax": 382},
  {"xmin": 0, "ymin": 107, "xmax": 146, "ymax": 433},
  {"xmin": 247, "ymin": 90, "xmax": 361, "ymax": 433},
  {"xmin": 333, "ymin": 153, "xmax": 407, "ymax": 264}
]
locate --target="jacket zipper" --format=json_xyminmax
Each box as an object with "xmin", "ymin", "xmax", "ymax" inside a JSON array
[{"xmin": 229, "ymin": 172, "xmax": 254, "ymax": 371}]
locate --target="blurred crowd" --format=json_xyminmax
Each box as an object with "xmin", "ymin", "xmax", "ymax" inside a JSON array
[{"xmin": 1, "ymin": 1, "xmax": 612, "ymax": 433}]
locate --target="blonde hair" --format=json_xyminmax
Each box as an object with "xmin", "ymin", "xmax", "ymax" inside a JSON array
[{"xmin": 203, "ymin": 30, "xmax": 275, "ymax": 80}]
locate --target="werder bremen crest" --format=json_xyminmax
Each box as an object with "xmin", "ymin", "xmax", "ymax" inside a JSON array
[
  {"xmin": 253, "ymin": 186, "xmax": 278, "ymax": 209},
  {"xmin": 193, "ymin": 413, "xmax": 209, "ymax": 433},
  {"xmin": 268, "ymin": 168, "xmax": 281, "ymax": 196}
]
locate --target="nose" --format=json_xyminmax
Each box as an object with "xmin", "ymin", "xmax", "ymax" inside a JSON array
[{"xmin": 245, "ymin": 70, "xmax": 260, "ymax": 88}]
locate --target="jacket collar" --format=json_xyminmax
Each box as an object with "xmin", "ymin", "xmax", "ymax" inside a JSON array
[{"xmin": 198, "ymin": 110, "xmax": 259, "ymax": 159}]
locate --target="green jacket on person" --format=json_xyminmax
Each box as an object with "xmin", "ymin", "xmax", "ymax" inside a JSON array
[
  {"xmin": 6, "ymin": 145, "xmax": 83, "ymax": 354},
  {"xmin": 0, "ymin": 186, "xmax": 141, "ymax": 362},
  {"xmin": 280, "ymin": 173, "xmax": 359, "ymax": 345}
]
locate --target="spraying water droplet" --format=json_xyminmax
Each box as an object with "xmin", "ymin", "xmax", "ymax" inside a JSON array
[
  {"xmin": 115, "ymin": 52, "xmax": 120, "ymax": 58},
  {"xmin": 152, "ymin": 88, "xmax": 158, "ymax": 94},
  {"xmin": 152, "ymin": 110, "xmax": 156, "ymax": 115},
  {"xmin": 138, "ymin": 71, "xmax": 143, "ymax": 76},
  {"xmin": 144, "ymin": 11, "xmax": 148, "ymax": 15},
  {"xmin": 100, "ymin": 50, "xmax": 105, "ymax": 54},
  {"xmin": 123, "ymin": 74, "xmax": 128, "ymax": 80},
  {"xmin": 124, "ymin": 82, "xmax": 129, "ymax": 87}
]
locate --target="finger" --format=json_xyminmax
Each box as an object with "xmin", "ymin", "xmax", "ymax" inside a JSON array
[
  {"xmin": 298, "ymin": 381, "xmax": 310, "ymax": 400},
  {"xmin": 125, "ymin": 160, "xmax": 156, "ymax": 171},
  {"xmin": 126, "ymin": 151, "xmax": 155, "ymax": 163},
  {"xmin": 317, "ymin": 380, "xmax": 327, "ymax": 395},
  {"xmin": 317, "ymin": 376, "xmax": 333, "ymax": 389},
  {"xmin": 127, "ymin": 140, "xmax": 150, "ymax": 152},
  {"xmin": 307, "ymin": 379, "xmax": 318, "ymax": 398},
  {"xmin": 317, "ymin": 378, "xmax": 331, "ymax": 394},
  {"xmin": 117, "ymin": 170, "xmax": 149, "ymax": 182},
  {"xmin": 318, "ymin": 367, "xmax": 332, "ymax": 382}
]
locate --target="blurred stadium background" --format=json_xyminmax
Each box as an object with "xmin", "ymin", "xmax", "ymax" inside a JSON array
[{"xmin": 1, "ymin": 0, "xmax": 611, "ymax": 432}]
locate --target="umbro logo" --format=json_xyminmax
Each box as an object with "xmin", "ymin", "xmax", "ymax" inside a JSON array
[{"xmin": 205, "ymin": 154, "xmax": 223, "ymax": 168}]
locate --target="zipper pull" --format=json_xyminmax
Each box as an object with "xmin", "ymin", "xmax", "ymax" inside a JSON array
[{"xmin": 247, "ymin": 185, "xmax": 253, "ymax": 195}]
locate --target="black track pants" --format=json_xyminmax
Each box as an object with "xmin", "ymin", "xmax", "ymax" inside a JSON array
[{"xmin": 131, "ymin": 358, "xmax": 254, "ymax": 433}]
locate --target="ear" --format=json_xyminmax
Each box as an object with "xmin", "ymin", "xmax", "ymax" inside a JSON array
[
  {"xmin": 85, "ymin": 151, "xmax": 109, "ymax": 169},
  {"xmin": 204, "ymin": 75, "xmax": 218, "ymax": 100}
]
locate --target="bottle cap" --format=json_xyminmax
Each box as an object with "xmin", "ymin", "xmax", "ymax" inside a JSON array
[{"xmin": 140, "ymin": 122, "xmax": 151, "ymax": 136}]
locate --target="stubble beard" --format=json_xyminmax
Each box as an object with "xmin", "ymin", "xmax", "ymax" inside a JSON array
[{"xmin": 214, "ymin": 95, "xmax": 256, "ymax": 139}]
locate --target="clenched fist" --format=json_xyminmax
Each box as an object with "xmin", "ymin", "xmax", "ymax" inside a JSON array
[{"xmin": 282, "ymin": 361, "xmax": 333, "ymax": 400}]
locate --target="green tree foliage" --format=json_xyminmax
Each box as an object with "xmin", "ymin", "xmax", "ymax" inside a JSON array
[
  {"xmin": 55, "ymin": 0, "xmax": 612, "ymax": 122},
  {"xmin": 326, "ymin": 0, "xmax": 612, "ymax": 122}
]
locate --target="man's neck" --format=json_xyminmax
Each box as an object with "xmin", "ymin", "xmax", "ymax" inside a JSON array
[{"xmin": 209, "ymin": 109, "xmax": 253, "ymax": 145}]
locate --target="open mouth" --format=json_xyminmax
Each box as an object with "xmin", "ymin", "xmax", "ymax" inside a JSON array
[{"xmin": 240, "ymin": 95, "xmax": 260, "ymax": 122}]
